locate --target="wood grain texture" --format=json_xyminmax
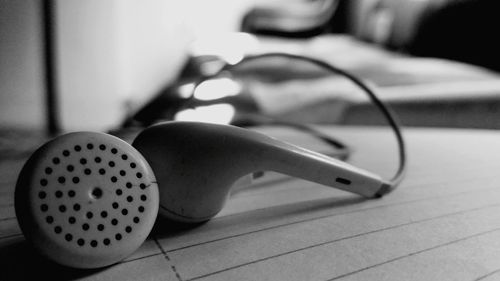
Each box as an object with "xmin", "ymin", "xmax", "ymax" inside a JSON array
[{"xmin": 1, "ymin": 126, "xmax": 500, "ymax": 280}]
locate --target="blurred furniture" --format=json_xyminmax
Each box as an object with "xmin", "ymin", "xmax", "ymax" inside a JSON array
[
  {"xmin": 238, "ymin": 0, "xmax": 500, "ymax": 129},
  {"xmin": 241, "ymin": 0, "xmax": 340, "ymax": 38}
]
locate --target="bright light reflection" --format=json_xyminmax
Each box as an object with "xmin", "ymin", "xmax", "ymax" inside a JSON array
[
  {"xmin": 194, "ymin": 78, "xmax": 241, "ymax": 101},
  {"xmin": 174, "ymin": 104, "xmax": 235, "ymax": 124},
  {"xmin": 190, "ymin": 32, "xmax": 260, "ymax": 65},
  {"xmin": 177, "ymin": 83, "xmax": 195, "ymax": 99}
]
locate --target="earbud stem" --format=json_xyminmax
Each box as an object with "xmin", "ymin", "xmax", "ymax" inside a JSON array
[{"xmin": 258, "ymin": 137, "xmax": 385, "ymax": 197}]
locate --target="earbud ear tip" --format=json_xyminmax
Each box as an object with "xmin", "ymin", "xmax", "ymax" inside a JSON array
[{"xmin": 15, "ymin": 132, "xmax": 159, "ymax": 268}]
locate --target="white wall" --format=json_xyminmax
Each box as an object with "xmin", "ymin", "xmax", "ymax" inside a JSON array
[
  {"xmin": 0, "ymin": 0, "xmax": 45, "ymax": 129},
  {"xmin": 114, "ymin": 0, "xmax": 194, "ymax": 114},
  {"xmin": 57, "ymin": 0, "xmax": 194, "ymax": 131},
  {"xmin": 0, "ymin": 0, "xmax": 254, "ymax": 131},
  {"xmin": 57, "ymin": 0, "xmax": 255, "ymax": 131}
]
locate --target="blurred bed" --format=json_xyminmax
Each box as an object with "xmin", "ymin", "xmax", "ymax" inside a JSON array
[{"xmin": 230, "ymin": 0, "xmax": 500, "ymax": 129}]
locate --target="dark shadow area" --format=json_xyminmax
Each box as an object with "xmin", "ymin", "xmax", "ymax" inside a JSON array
[
  {"xmin": 410, "ymin": 0, "xmax": 500, "ymax": 72},
  {"xmin": 150, "ymin": 215, "xmax": 208, "ymax": 239},
  {"xmin": 0, "ymin": 239, "xmax": 106, "ymax": 280},
  {"xmin": 151, "ymin": 193, "xmax": 368, "ymax": 243}
]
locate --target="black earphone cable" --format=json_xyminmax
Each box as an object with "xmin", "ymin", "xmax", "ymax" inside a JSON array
[
  {"xmin": 233, "ymin": 113, "xmax": 352, "ymax": 160},
  {"xmin": 195, "ymin": 53, "xmax": 407, "ymax": 195}
]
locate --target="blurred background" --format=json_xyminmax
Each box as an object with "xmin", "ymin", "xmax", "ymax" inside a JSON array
[{"xmin": 1, "ymin": 0, "xmax": 500, "ymax": 142}]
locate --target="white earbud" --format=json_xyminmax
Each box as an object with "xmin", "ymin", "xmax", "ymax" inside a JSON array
[
  {"xmin": 15, "ymin": 52, "xmax": 407, "ymax": 268},
  {"xmin": 15, "ymin": 132, "xmax": 159, "ymax": 268},
  {"xmin": 132, "ymin": 121, "xmax": 387, "ymax": 223},
  {"xmin": 15, "ymin": 121, "xmax": 398, "ymax": 268}
]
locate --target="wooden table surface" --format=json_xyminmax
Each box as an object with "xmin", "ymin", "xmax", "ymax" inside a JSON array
[{"xmin": 1, "ymin": 126, "xmax": 500, "ymax": 281}]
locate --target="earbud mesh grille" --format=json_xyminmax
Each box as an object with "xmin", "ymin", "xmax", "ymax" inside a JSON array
[{"xmin": 16, "ymin": 132, "xmax": 159, "ymax": 268}]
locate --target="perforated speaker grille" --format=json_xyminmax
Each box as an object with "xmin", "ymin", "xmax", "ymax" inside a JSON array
[{"xmin": 15, "ymin": 132, "xmax": 159, "ymax": 268}]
